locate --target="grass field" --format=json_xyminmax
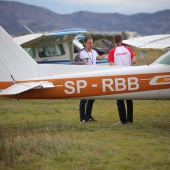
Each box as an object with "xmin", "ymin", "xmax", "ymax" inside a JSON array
[{"xmin": 0, "ymin": 98, "xmax": 169, "ymax": 170}]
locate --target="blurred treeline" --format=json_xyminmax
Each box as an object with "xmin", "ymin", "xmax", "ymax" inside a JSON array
[{"xmin": 81, "ymin": 31, "xmax": 129, "ymax": 47}]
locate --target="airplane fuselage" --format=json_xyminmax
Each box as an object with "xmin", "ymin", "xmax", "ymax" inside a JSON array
[
  {"xmin": 1, "ymin": 64, "xmax": 170, "ymax": 100},
  {"xmin": 0, "ymin": 26, "xmax": 170, "ymax": 101}
]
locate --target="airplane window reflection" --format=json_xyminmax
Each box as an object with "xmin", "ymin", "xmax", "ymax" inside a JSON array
[
  {"xmin": 158, "ymin": 53, "xmax": 170, "ymax": 65},
  {"xmin": 24, "ymin": 47, "xmax": 35, "ymax": 59},
  {"xmin": 38, "ymin": 44, "xmax": 65, "ymax": 58},
  {"xmin": 153, "ymin": 51, "xmax": 170, "ymax": 65}
]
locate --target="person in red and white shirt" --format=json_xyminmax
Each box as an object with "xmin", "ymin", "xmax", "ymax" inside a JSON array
[{"xmin": 108, "ymin": 34, "xmax": 136, "ymax": 125}]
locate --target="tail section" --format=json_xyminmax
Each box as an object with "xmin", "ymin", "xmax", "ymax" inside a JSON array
[{"xmin": 0, "ymin": 26, "xmax": 39, "ymax": 82}]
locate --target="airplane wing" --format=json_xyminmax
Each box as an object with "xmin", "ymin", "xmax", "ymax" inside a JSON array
[
  {"xmin": 76, "ymin": 35, "xmax": 85, "ymax": 41},
  {"xmin": 123, "ymin": 34, "xmax": 170, "ymax": 49},
  {"xmin": 14, "ymin": 28, "xmax": 87, "ymax": 47},
  {"xmin": 0, "ymin": 82, "xmax": 54, "ymax": 95},
  {"xmin": 46, "ymin": 28, "xmax": 87, "ymax": 36},
  {"xmin": 14, "ymin": 33, "xmax": 43, "ymax": 46}
]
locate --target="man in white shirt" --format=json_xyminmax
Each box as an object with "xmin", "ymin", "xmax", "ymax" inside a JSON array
[{"xmin": 79, "ymin": 36, "xmax": 107, "ymax": 123}]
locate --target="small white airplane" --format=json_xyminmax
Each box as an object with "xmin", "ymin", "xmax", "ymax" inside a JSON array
[
  {"xmin": 13, "ymin": 27, "xmax": 108, "ymax": 65},
  {"xmin": 0, "ymin": 26, "xmax": 170, "ymax": 100},
  {"xmin": 13, "ymin": 28, "xmax": 86, "ymax": 64}
]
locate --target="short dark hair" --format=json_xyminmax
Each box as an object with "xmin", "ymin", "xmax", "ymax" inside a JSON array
[
  {"xmin": 113, "ymin": 34, "xmax": 122, "ymax": 44},
  {"xmin": 84, "ymin": 36, "xmax": 93, "ymax": 43}
]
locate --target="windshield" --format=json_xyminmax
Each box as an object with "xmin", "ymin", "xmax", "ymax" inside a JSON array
[{"xmin": 152, "ymin": 50, "xmax": 170, "ymax": 65}]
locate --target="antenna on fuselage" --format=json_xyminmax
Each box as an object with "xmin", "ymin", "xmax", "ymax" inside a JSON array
[{"xmin": 23, "ymin": 24, "xmax": 35, "ymax": 34}]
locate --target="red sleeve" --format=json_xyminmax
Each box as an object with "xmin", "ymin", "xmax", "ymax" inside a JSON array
[
  {"xmin": 108, "ymin": 48, "xmax": 116, "ymax": 62},
  {"xmin": 125, "ymin": 46, "xmax": 135, "ymax": 58}
]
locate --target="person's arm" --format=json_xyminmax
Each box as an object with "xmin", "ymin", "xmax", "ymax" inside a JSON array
[
  {"xmin": 97, "ymin": 53, "xmax": 107, "ymax": 60},
  {"xmin": 131, "ymin": 56, "xmax": 137, "ymax": 65},
  {"xmin": 109, "ymin": 62, "xmax": 114, "ymax": 66},
  {"xmin": 127, "ymin": 46, "xmax": 136, "ymax": 65}
]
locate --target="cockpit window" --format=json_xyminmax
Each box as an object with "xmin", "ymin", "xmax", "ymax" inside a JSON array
[
  {"xmin": 38, "ymin": 44, "xmax": 65, "ymax": 58},
  {"xmin": 153, "ymin": 50, "xmax": 170, "ymax": 65},
  {"xmin": 24, "ymin": 47, "xmax": 35, "ymax": 59}
]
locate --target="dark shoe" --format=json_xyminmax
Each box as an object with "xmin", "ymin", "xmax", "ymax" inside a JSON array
[{"xmin": 87, "ymin": 117, "xmax": 96, "ymax": 122}]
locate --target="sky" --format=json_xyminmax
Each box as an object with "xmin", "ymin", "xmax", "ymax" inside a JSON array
[{"xmin": 7, "ymin": 0, "xmax": 170, "ymax": 15}]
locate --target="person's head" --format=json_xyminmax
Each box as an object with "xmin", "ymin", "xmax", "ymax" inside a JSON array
[
  {"xmin": 113, "ymin": 34, "xmax": 122, "ymax": 46},
  {"xmin": 84, "ymin": 36, "xmax": 93, "ymax": 51}
]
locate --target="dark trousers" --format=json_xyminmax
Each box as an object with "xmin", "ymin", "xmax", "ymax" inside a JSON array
[
  {"xmin": 79, "ymin": 99, "xmax": 95, "ymax": 121},
  {"xmin": 117, "ymin": 100, "xmax": 133, "ymax": 124}
]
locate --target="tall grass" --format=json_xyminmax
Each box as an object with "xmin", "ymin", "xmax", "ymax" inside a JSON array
[{"xmin": 0, "ymin": 98, "xmax": 169, "ymax": 170}]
